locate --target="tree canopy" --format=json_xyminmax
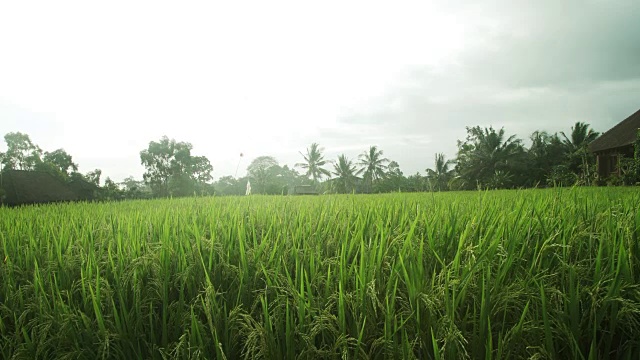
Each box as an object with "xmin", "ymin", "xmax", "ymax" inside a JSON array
[
  {"xmin": 1, "ymin": 132, "xmax": 42, "ymax": 171},
  {"xmin": 1, "ymin": 115, "xmax": 625, "ymax": 202},
  {"xmin": 455, "ymin": 126, "xmax": 527, "ymax": 189},
  {"xmin": 140, "ymin": 136, "xmax": 213, "ymax": 197},
  {"xmin": 295, "ymin": 143, "xmax": 331, "ymax": 183},
  {"xmin": 332, "ymin": 154, "xmax": 360, "ymax": 194},
  {"xmin": 358, "ymin": 145, "xmax": 389, "ymax": 192},
  {"xmin": 426, "ymin": 153, "xmax": 454, "ymax": 191}
]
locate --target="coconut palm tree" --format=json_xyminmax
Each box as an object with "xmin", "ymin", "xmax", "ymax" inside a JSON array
[
  {"xmin": 560, "ymin": 122, "xmax": 599, "ymax": 183},
  {"xmin": 426, "ymin": 153, "xmax": 454, "ymax": 191},
  {"xmin": 527, "ymin": 131, "xmax": 566, "ymax": 186},
  {"xmin": 332, "ymin": 154, "xmax": 360, "ymax": 193},
  {"xmin": 295, "ymin": 143, "xmax": 331, "ymax": 183},
  {"xmin": 560, "ymin": 122, "xmax": 599, "ymax": 151},
  {"xmin": 358, "ymin": 146, "xmax": 389, "ymax": 192},
  {"xmin": 456, "ymin": 126, "xmax": 525, "ymax": 189}
]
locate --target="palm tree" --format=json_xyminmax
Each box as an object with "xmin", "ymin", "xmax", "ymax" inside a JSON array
[
  {"xmin": 295, "ymin": 143, "xmax": 331, "ymax": 183},
  {"xmin": 560, "ymin": 122, "xmax": 599, "ymax": 182},
  {"xmin": 528, "ymin": 131, "xmax": 566, "ymax": 186},
  {"xmin": 332, "ymin": 154, "xmax": 360, "ymax": 193},
  {"xmin": 560, "ymin": 122, "xmax": 599, "ymax": 151},
  {"xmin": 426, "ymin": 153, "xmax": 454, "ymax": 191},
  {"xmin": 456, "ymin": 126, "xmax": 525, "ymax": 189},
  {"xmin": 358, "ymin": 146, "xmax": 389, "ymax": 192}
]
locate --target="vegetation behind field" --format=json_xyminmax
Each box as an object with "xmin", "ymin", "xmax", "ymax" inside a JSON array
[
  {"xmin": 1, "ymin": 187, "xmax": 639, "ymax": 359},
  {"xmin": 2, "ymin": 120, "xmax": 639, "ymax": 204}
]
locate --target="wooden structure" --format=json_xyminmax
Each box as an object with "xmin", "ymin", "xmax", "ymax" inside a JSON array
[
  {"xmin": 288, "ymin": 185, "xmax": 319, "ymax": 195},
  {"xmin": 589, "ymin": 108, "xmax": 640, "ymax": 178}
]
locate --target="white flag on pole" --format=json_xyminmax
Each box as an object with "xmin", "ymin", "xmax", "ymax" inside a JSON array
[{"xmin": 246, "ymin": 180, "xmax": 251, "ymax": 195}]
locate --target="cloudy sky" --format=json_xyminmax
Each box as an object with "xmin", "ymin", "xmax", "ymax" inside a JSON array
[{"xmin": 1, "ymin": 0, "xmax": 639, "ymax": 182}]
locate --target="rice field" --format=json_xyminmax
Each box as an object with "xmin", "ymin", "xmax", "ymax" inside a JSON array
[{"xmin": 1, "ymin": 188, "xmax": 639, "ymax": 359}]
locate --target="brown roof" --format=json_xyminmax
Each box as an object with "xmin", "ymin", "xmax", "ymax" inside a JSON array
[
  {"xmin": 0, "ymin": 170, "xmax": 78, "ymax": 206},
  {"xmin": 589, "ymin": 108, "xmax": 640, "ymax": 153}
]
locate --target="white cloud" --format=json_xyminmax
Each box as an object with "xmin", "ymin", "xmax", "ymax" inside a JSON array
[{"xmin": 1, "ymin": 0, "xmax": 638, "ymax": 181}]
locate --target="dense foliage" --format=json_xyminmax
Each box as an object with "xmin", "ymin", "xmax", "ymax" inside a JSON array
[
  {"xmin": 1, "ymin": 188, "xmax": 639, "ymax": 359},
  {"xmin": 2, "ymin": 118, "xmax": 636, "ymax": 202},
  {"xmin": 140, "ymin": 136, "xmax": 214, "ymax": 197}
]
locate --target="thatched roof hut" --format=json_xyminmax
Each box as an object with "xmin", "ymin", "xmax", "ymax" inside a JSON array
[
  {"xmin": 0, "ymin": 170, "xmax": 79, "ymax": 206},
  {"xmin": 288, "ymin": 185, "xmax": 319, "ymax": 195},
  {"xmin": 589, "ymin": 108, "xmax": 640, "ymax": 178}
]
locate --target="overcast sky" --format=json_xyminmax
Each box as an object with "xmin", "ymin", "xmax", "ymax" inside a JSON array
[{"xmin": 1, "ymin": 0, "xmax": 639, "ymax": 182}]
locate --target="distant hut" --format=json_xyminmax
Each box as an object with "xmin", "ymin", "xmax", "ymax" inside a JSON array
[
  {"xmin": 288, "ymin": 185, "xmax": 319, "ymax": 195},
  {"xmin": 589, "ymin": 108, "xmax": 640, "ymax": 179},
  {"xmin": 0, "ymin": 170, "xmax": 79, "ymax": 206}
]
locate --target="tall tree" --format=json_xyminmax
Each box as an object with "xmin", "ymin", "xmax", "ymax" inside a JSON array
[
  {"xmin": 426, "ymin": 153, "xmax": 454, "ymax": 191},
  {"xmin": 141, "ymin": 137, "xmax": 174, "ymax": 196},
  {"xmin": 258, "ymin": 164, "xmax": 308, "ymax": 194},
  {"xmin": 332, "ymin": 154, "xmax": 360, "ymax": 193},
  {"xmin": 120, "ymin": 176, "xmax": 151, "ymax": 199},
  {"xmin": 85, "ymin": 169, "xmax": 102, "ymax": 187},
  {"xmin": 190, "ymin": 156, "xmax": 213, "ymax": 184},
  {"xmin": 455, "ymin": 126, "xmax": 526, "ymax": 189},
  {"xmin": 246, "ymin": 156, "xmax": 279, "ymax": 194},
  {"xmin": 387, "ymin": 161, "xmax": 403, "ymax": 178},
  {"xmin": 527, "ymin": 131, "xmax": 566, "ymax": 186},
  {"xmin": 102, "ymin": 177, "xmax": 123, "ymax": 200},
  {"xmin": 42, "ymin": 149, "xmax": 78, "ymax": 178},
  {"xmin": 214, "ymin": 175, "xmax": 247, "ymax": 196},
  {"xmin": 358, "ymin": 145, "xmax": 389, "ymax": 192},
  {"xmin": 406, "ymin": 172, "xmax": 427, "ymax": 192},
  {"xmin": 140, "ymin": 136, "xmax": 213, "ymax": 197},
  {"xmin": 560, "ymin": 122, "xmax": 599, "ymax": 183},
  {"xmin": 1, "ymin": 132, "xmax": 42, "ymax": 171},
  {"xmin": 375, "ymin": 160, "xmax": 406, "ymax": 193},
  {"xmin": 295, "ymin": 143, "xmax": 331, "ymax": 183},
  {"xmin": 560, "ymin": 122, "xmax": 599, "ymax": 151}
]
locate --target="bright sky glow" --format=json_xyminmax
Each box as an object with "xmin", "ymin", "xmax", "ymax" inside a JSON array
[{"xmin": 1, "ymin": 0, "xmax": 639, "ymax": 182}]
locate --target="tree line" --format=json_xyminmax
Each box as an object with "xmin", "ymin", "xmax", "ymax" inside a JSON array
[
  {"xmin": 216, "ymin": 121, "xmax": 639, "ymax": 195},
  {"xmin": 1, "ymin": 121, "xmax": 638, "ymax": 200}
]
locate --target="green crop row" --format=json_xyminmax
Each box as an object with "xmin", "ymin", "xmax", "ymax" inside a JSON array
[{"xmin": 1, "ymin": 187, "xmax": 639, "ymax": 359}]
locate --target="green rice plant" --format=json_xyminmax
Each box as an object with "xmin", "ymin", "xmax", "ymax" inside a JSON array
[{"xmin": 1, "ymin": 188, "xmax": 639, "ymax": 359}]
